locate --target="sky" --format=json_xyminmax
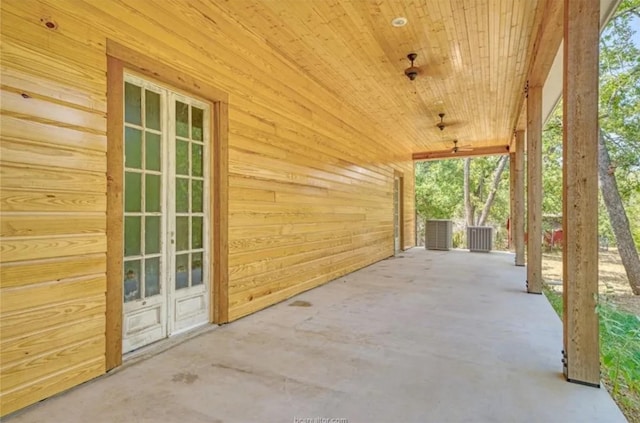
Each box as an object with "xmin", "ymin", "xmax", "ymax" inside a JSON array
[{"xmin": 632, "ymin": 16, "xmax": 640, "ymax": 47}]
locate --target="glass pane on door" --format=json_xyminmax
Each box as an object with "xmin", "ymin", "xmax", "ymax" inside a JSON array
[
  {"xmin": 175, "ymin": 253, "xmax": 189, "ymax": 289},
  {"xmin": 123, "ymin": 79, "xmax": 164, "ymax": 304},
  {"xmin": 174, "ymin": 101, "xmax": 206, "ymax": 291},
  {"xmin": 125, "ymin": 83, "xmax": 142, "ymax": 125},
  {"xmin": 145, "ymin": 257, "xmax": 161, "ymax": 297},
  {"xmin": 123, "ymin": 260, "xmax": 141, "ymax": 302},
  {"xmin": 192, "ymin": 253, "xmax": 203, "ymax": 286}
]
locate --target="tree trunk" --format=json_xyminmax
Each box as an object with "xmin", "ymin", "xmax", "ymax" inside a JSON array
[
  {"xmin": 464, "ymin": 158, "xmax": 474, "ymax": 226},
  {"xmin": 478, "ymin": 155, "xmax": 509, "ymax": 226},
  {"xmin": 598, "ymin": 131, "xmax": 640, "ymax": 295},
  {"xmin": 473, "ymin": 175, "xmax": 484, "ymax": 225}
]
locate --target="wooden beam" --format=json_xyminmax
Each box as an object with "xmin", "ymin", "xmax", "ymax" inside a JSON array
[
  {"xmin": 515, "ymin": 98, "xmax": 528, "ymax": 132},
  {"xmin": 105, "ymin": 56, "xmax": 124, "ymax": 370},
  {"xmin": 526, "ymin": 85, "xmax": 543, "ymax": 293},
  {"xmin": 394, "ymin": 170, "xmax": 405, "ymax": 252},
  {"xmin": 528, "ymin": 0, "xmax": 564, "ymax": 87},
  {"xmin": 213, "ymin": 102, "xmax": 229, "ymax": 324},
  {"xmin": 512, "ymin": 0, "xmax": 562, "ymax": 134},
  {"xmin": 514, "ymin": 131, "xmax": 525, "ymax": 266},
  {"xmin": 412, "ymin": 145, "xmax": 510, "ymax": 161},
  {"xmin": 562, "ymin": 0, "xmax": 600, "ymax": 387},
  {"xmin": 509, "ymin": 152, "xmax": 516, "ymax": 251}
]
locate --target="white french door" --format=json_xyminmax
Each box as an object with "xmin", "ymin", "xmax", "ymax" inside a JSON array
[{"xmin": 122, "ymin": 74, "xmax": 211, "ymax": 353}]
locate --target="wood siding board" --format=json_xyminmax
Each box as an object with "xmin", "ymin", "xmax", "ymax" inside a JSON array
[
  {"xmin": 0, "ymin": 66, "xmax": 107, "ymax": 113},
  {"xmin": 0, "ymin": 254, "xmax": 105, "ymax": 289},
  {"xmin": 0, "ymin": 214, "xmax": 106, "ymax": 238},
  {"xmin": 0, "ymin": 38, "xmax": 106, "ymax": 99},
  {"xmin": 0, "ymin": 358, "xmax": 104, "ymax": 416},
  {"xmin": 0, "ymin": 8, "xmax": 107, "ymax": 72},
  {"xmin": 229, "ymin": 133, "xmax": 389, "ymax": 185},
  {"xmin": 0, "ymin": 164, "xmax": 106, "ymax": 194},
  {"xmin": 0, "ymin": 115, "xmax": 107, "ymax": 153},
  {"xmin": 1, "ymin": 315, "xmax": 105, "ymax": 364},
  {"xmin": 0, "ymin": 274, "xmax": 105, "ymax": 314},
  {"xmin": 1, "ymin": 90, "xmax": 105, "ymax": 133},
  {"xmin": 0, "ymin": 336, "xmax": 105, "ymax": 392},
  {"xmin": 0, "ymin": 235, "xmax": 107, "ymax": 264},
  {"xmin": 0, "ymin": 139, "xmax": 106, "ymax": 173},
  {"xmin": 0, "ymin": 295, "xmax": 105, "ymax": 341},
  {"xmin": 229, "ymin": 237, "xmax": 372, "ymax": 282},
  {"xmin": 229, "ymin": 245, "xmax": 388, "ymax": 320},
  {"xmin": 0, "ymin": 188, "xmax": 106, "ymax": 213}
]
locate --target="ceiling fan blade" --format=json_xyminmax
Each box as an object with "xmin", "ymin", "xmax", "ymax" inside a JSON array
[
  {"xmin": 458, "ymin": 147, "xmax": 474, "ymax": 152},
  {"xmin": 444, "ymin": 120, "xmax": 465, "ymax": 128}
]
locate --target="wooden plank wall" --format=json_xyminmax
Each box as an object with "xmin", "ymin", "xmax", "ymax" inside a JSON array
[{"xmin": 0, "ymin": 0, "xmax": 415, "ymax": 414}]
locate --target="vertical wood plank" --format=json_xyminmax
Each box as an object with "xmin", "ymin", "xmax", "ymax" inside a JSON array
[
  {"xmin": 526, "ymin": 86, "xmax": 542, "ymax": 293},
  {"xmin": 105, "ymin": 56, "xmax": 124, "ymax": 370},
  {"xmin": 514, "ymin": 130, "xmax": 526, "ymax": 266},
  {"xmin": 562, "ymin": 0, "xmax": 600, "ymax": 386},
  {"xmin": 214, "ymin": 102, "xmax": 229, "ymax": 324}
]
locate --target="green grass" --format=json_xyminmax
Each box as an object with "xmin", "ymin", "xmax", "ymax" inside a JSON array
[
  {"xmin": 543, "ymin": 283, "xmax": 640, "ymax": 422},
  {"xmin": 542, "ymin": 284, "xmax": 563, "ymax": 316}
]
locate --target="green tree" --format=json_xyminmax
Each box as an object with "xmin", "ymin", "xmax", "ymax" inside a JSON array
[
  {"xmin": 542, "ymin": 110, "xmax": 563, "ymax": 217},
  {"xmin": 463, "ymin": 156, "xmax": 509, "ymax": 227},
  {"xmin": 541, "ymin": 0, "xmax": 640, "ymax": 294},
  {"xmin": 599, "ymin": 0, "xmax": 640, "ymax": 295},
  {"xmin": 415, "ymin": 155, "xmax": 511, "ymax": 248},
  {"xmin": 414, "ymin": 159, "xmax": 464, "ymax": 219}
]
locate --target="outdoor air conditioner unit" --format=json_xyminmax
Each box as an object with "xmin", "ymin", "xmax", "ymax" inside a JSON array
[
  {"xmin": 467, "ymin": 226, "xmax": 493, "ymax": 252},
  {"xmin": 425, "ymin": 219, "xmax": 453, "ymax": 250}
]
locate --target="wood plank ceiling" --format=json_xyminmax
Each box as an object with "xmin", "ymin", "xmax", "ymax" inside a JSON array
[{"xmin": 220, "ymin": 0, "xmax": 542, "ymax": 155}]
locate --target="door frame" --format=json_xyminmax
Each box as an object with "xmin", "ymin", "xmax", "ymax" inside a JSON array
[
  {"xmin": 393, "ymin": 170, "xmax": 404, "ymax": 252},
  {"xmin": 106, "ymin": 40, "xmax": 229, "ymax": 370}
]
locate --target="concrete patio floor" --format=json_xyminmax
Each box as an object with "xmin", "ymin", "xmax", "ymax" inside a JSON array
[{"xmin": 7, "ymin": 248, "xmax": 626, "ymax": 423}]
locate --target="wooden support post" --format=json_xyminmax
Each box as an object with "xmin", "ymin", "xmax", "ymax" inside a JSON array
[
  {"xmin": 106, "ymin": 56, "xmax": 124, "ymax": 370},
  {"xmin": 562, "ymin": 0, "xmax": 600, "ymax": 387},
  {"xmin": 514, "ymin": 131, "xmax": 525, "ymax": 266},
  {"xmin": 526, "ymin": 86, "xmax": 542, "ymax": 293},
  {"xmin": 509, "ymin": 152, "xmax": 516, "ymax": 250}
]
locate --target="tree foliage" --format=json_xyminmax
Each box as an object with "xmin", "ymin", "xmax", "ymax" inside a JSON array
[
  {"xmin": 414, "ymin": 159, "xmax": 463, "ymax": 220},
  {"xmin": 415, "ymin": 156, "xmax": 511, "ymax": 247},
  {"xmin": 540, "ymin": 0, "xmax": 640, "ymax": 244},
  {"xmin": 599, "ymin": 0, "xmax": 640, "ymax": 245}
]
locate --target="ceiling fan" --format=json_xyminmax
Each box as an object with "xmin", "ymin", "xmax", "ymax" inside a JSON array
[
  {"xmin": 436, "ymin": 113, "xmax": 464, "ymax": 131},
  {"xmin": 451, "ymin": 139, "xmax": 474, "ymax": 153}
]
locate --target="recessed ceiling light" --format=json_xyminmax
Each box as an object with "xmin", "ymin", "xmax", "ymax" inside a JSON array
[{"xmin": 391, "ymin": 17, "xmax": 408, "ymax": 27}]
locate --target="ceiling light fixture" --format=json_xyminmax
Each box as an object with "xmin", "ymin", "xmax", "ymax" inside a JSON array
[{"xmin": 391, "ymin": 17, "xmax": 408, "ymax": 27}]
